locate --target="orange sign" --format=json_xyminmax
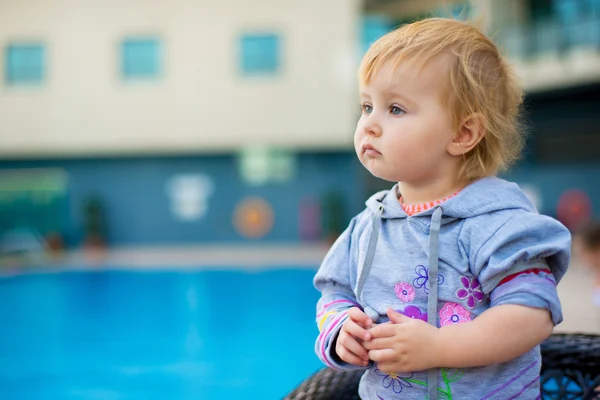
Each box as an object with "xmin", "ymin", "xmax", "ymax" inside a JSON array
[{"xmin": 233, "ymin": 197, "xmax": 274, "ymax": 238}]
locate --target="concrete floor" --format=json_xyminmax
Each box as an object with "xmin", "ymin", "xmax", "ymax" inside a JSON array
[{"xmin": 555, "ymin": 260, "xmax": 600, "ymax": 334}]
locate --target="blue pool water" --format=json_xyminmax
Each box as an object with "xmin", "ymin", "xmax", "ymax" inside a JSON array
[{"xmin": 0, "ymin": 268, "xmax": 323, "ymax": 399}]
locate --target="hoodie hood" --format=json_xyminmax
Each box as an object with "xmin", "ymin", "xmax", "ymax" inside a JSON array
[{"xmin": 365, "ymin": 176, "xmax": 536, "ymax": 220}]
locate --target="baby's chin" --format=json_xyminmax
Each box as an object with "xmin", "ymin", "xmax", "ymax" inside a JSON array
[{"xmin": 360, "ymin": 160, "xmax": 399, "ymax": 183}]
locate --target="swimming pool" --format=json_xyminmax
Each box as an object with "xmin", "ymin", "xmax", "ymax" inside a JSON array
[{"xmin": 0, "ymin": 268, "xmax": 323, "ymax": 399}]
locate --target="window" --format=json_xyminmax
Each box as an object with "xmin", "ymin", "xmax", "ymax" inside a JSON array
[
  {"xmin": 239, "ymin": 33, "xmax": 281, "ymax": 76},
  {"xmin": 239, "ymin": 147, "xmax": 296, "ymax": 185},
  {"xmin": 0, "ymin": 168, "xmax": 68, "ymax": 242},
  {"xmin": 121, "ymin": 37, "xmax": 161, "ymax": 80},
  {"xmin": 5, "ymin": 43, "xmax": 45, "ymax": 85}
]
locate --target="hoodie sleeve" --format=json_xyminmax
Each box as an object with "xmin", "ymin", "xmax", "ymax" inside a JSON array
[
  {"xmin": 313, "ymin": 214, "xmax": 367, "ymax": 371},
  {"xmin": 471, "ymin": 211, "xmax": 571, "ymax": 325}
]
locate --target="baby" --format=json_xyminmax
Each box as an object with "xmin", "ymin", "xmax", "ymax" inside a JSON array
[{"xmin": 314, "ymin": 18, "xmax": 571, "ymax": 399}]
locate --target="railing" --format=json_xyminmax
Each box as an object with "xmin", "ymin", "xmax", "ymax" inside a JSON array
[
  {"xmin": 499, "ymin": 16, "xmax": 600, "ymax": 62},
  {"xmin": 497, "ymin": 15, "xmax": 600, "ymax": 92}
]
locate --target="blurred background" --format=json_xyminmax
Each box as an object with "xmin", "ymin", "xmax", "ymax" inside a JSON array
[{"xmin": 0, "ymin": 0, "xmax": 599, "ymax": 398}]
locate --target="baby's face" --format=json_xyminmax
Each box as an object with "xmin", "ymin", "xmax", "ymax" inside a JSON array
[{"xmin": 354, "ymin": 55, "xmax": 459, "ymax": 184}]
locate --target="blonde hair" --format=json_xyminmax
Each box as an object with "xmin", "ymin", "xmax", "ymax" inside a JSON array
[{"xmin": 359, "ymin": 18, "xmax": 524, "ymax": 183}]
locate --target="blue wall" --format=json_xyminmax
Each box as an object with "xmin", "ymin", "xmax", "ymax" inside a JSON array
[
  {"xmin": 2, "ymin": 152, "xmax": 599, "ymax": 248},
  {"xmin": 505, "ymin": 164, "xmax": 600, "ymax": 219},
  {"xmin": 0, "ymin": 153, "xmax": 365, "ymax": 247}
]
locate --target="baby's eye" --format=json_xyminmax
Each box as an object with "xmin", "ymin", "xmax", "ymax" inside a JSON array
[
  {"xmin": 390, "ymin": 105, "xmax": 406, "ymax": 115},
  {"xmin": 361, "ymin": 104, "xmax": 373, "ymax": 114}
]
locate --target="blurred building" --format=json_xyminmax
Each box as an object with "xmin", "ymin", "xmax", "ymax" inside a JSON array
[
  {"xmin": 0, "ymin": 0, "xmax": 364, "ymax": 247},
  {"xmin": 0, "ymin": 0, "xmax": 599, "ymax": 249}
]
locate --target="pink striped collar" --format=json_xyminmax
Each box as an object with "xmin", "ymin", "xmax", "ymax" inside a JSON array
[{"xmin": 399, "ymin": 190, "xmax": 461, "ymax": 216}]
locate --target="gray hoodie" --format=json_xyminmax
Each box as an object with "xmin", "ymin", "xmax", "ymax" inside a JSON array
[{"xmin": 314, "ymin": 176, "xmax": 571, "ymax": 400}]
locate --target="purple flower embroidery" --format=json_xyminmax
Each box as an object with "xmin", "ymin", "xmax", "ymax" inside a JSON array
[
  {"xmin": 398, "ymin": 305, "xmax": 427, "ymax": 322},
  {"xmin": 439, "ymin": 302, "xmax": 471, "ymax": 327},
  {"xmin": 374, "ymin": 368, "xmax": 413, "ymax": 394},
  {"xmin": 394, "ymin": 282, "xmax": 416, "ymax": 302},
  {"xmin": 456, "ymin": 276, "xmax": 485, "ymax": 309},
  {"xmin": 413, "ymin": 265, "xmax": 444, "ymax": 294}
]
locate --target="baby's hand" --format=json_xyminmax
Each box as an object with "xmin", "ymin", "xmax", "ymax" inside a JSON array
[
  {"xmin": 364, "ymin": 308, "xmax": 440, "ymax": 373},
  {"xmin": 335, "ymin": 307, "xmax": 373, "ymax": 367}
]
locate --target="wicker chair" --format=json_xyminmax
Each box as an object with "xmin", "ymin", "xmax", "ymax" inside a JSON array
[{"xmin": 285, "ymin": 333, "xmax": 600, "ymax": 400}]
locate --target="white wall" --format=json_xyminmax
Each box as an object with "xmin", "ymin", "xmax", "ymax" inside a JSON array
[{"xmin": 0, "ymin": 0, "xmax": 361, "ymax": 158}]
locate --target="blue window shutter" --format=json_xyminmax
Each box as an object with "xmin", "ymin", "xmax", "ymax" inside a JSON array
[
  {"xmin": 121, "ymin": 38, "xmax": 161, "ymax": 79},
  {"xmin": 5, "ymin": 43, "xmax": 45, "ymax": 85},
  {"xmin": 240, "ymin": 34, "xmax": 281, "ymax": 75}
]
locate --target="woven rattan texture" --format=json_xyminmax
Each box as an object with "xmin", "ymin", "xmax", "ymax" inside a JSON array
[
  {"xmin": 286, "ymin": 333, "xmax": 600, "ymax": 400},
  {"xmin": 540, "ymin": 333, "xmax": 600, "ymax": 399}
]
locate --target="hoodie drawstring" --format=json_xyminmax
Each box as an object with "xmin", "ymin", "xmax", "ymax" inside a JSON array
[
  {"xmin": 427, "ymin": 206, "xmax": 443, "ymax": 400},
  {"xmin": 356, "ymin": 203, "xmax": 383, "ymax": 322},
  {"xmin": 356, "ymin": 203, "xmax": 444, "ymax": 399}
]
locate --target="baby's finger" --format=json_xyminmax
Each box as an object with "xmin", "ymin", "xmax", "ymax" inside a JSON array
[
  {"xmin": 348, "ymin": 307, "xmax": 371, "ymax": 327},
  {"xmin": 337, "ymin": 344, "xmax": 369, "ymax": 366},
  {"xmin": 343, "ymin": 318, "xmax": 371, "ymax": 341},
  {"xmin": 368, "ymin": 323, "xmax": 397, "ymax": 339},
  {"xmin": 362, "ymin": 336, "xmax": 394, "ymax": 351},
  {"xmin": 338, "ymin": 331, "xmax": 369, "ymax": 361},
  {"xmin": 368, "ymin": 348, "xmax": 397, "ymax": 363}
]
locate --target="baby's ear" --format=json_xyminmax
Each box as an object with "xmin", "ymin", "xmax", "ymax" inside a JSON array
[{"xmin": 447, "ymin": 113, "xmax": 486, "ymax": 156}]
